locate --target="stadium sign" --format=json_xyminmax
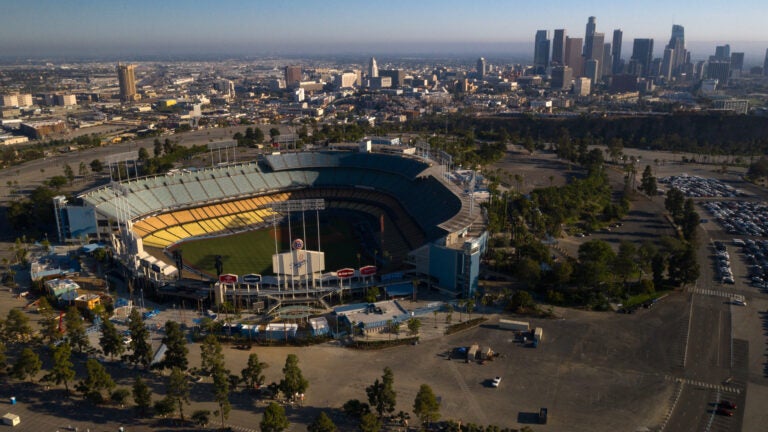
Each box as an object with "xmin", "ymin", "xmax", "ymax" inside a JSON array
[
  {"xmin": 292, "ymin": 238, "xmax": 304, "ymax": 250},
  {"xmin": 241, "ymin": 273, "xmax": 262, "ymax": 284},
  {"xmin": 336, "ymin": 268, "xmax": 355, "ymax": 279},
  {"xmin": 359, "ymin": 265, "xmax": 377, "ymax": 276},
  {"xmin": 219, "ymin": 274, "xmax": 238, "ymax": 284}
]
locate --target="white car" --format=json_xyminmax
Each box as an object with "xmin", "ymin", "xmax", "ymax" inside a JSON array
[{"xmin": 492, "ymin": 376, "xmax": 501, "ymax": 387}]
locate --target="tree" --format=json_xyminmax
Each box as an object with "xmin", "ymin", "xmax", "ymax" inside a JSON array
[
  {"xmin": 509, "ymin": 290, "xmax": 534, "ymax": 312},
  {"xmin": 4, "ymin": 308, "xmax": 33, "ymax": 343},
  {"xmin": 78, "ymin": 161, "xmax": 88, "ymax": 179},
  {"xmin": 153, "ymin": 139, "xmax": 163, "ymax": 157},
  {"xmin": 664, "ymin": 188, "xmax": 685, "ymax": 223},
  {"xmin": 137, "ymin": 147, "xmax": 150, "ymax": 162},
  {"xmin": 261, "ymin": 402, "xmax": 289, "ymax": 432},
  {"xmin": 269, "ymin": 128, "xmax": 281, "ymax": 143},
  {"xmin": 200, "ymin": 335, "xmax": 230, "ymax": 427},
  {"xmin": 253, "ymin": 127, "xmax": 265, "ymax": 144},
  {"xmin": 154, "ymin": 397, "xmax": 176, "ymax": 418},
  {"xmin": 280, "ymin": 354, "xmax": 308, "ymax": 400},
  {"xmin": 63, "ymin": 163, "xmax": 75, "ymax": 185},
  {"xmin": 127, "ymin": 308, "xmax": 152, "ymax": 368},
  {"xmin": 132, "ymin": 376, "xmax": 152, "ymax": 415},
  {"xmin": 64, "ymin": 306, "xmax": 89, "ymax": 353},
  {"xmin": 191, "ymin": 410, "xmax": 211, "ymax": 427},
  {"xmin": 166, "ymin": 367, "xmax": 190, "ymax": 422},
  {"xmin": 613, "ymin": 240, "xmax": 638, "ymax": 286},
  {"xmin": 42, "ymin": 341, "xmax": 75, "ymax": 395},
  {"xmin": 161, "ymin": 320, "xmax": 188, "ymax": 371},
  {"xmin": 38, "ymin": 300, "xmax": 62, "ymax": 344},
  {"xmin": 0, "ymin": 342, "xmax": 6, "ymax": 372},
  {"xmin": 200, "ymin": 334, "xmax": 224, "ymax": 375},
  {"xmin": 308, "ymin": 411, "xmax": 338, "ymax": 432},
  {"xmin": 406, "ymin": 318, "xmax": 421, "ymax": 336},
  {"xmin": 640, "ymin": 165, "xmax": 657, "ymax": 196},
  {"xmin": 111, "ymin": 388, "xmax": 131, "ymax": 407},
  {"xmin": 77, "ymin": 358, "xmax": 116, "ymax": 403},
  {"xmin": 343, "ymin": 399, "xmax": 371, "ymax": 419},
  {"xmin": 90, "ymin": 159, "xmax": 103, "ymax": 173},
  {"xmin": 12, "ymin": 347, "xmax": 41, "ymax": 381},
  {"xmin": 241, "ymin": 353, "xmax": 268, "ymax": 389},
  {"xmin": 366, "ymin": 367, "xmax": 397, "ymax": 418},
  {"xmin": 100, "ymin": 318, "xmax": 124, "ymax": 360},
  {"xmin": 359, "ymin": 413, "xmax": 382, "ymax": 432},
  {"xmin": 413, "ymin": 384, "xmax": 440, "ymax": 427},
  {"xmin": 680, "ymin": 198, "xmax": 700, "ymax": 241},
  {"xmin": 575, "ymin": 240, "xmax": 617, "ymax": 288}
]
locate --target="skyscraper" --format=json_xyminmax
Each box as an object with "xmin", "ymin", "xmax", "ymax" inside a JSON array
[
  {"xmin": 284, "ymin": 65, "xmax": 302, "ymax": 87},
  {"xmin": 551, "ymin": 29, "xmax": 566, "ymax": 65},
  {"xmin": 564, "ymin": 37, "xmax": 584, "ymax": 77},
  {"xmin": 611, "ymin": 29, "xmax": 623, "ymax": 74},
  {"xmin": 534, "ymin": 30, "xmax": 551, "ymax": 73},
  {"xmin": 117, "ymin": 63, "xmax": 137, "ymax": 102},
  {"xmin": 730, "ymin": 52, "xmax": 745, "ymax": 73},
  {"xmin": 715, "ymin": 45, "xmax": 731, "ymax": 60},
  {"xmin": 602, "ymin": 43, "xmax": 612, "ymax": 77},
  {"xmin": 666, "ymin": 25, "xmax": 687, "ymax": 77},
  {"xmin": 583, "ymin": 16, "xmax": 596, "ymax": 57},
  {"xmin": 584, "ymin": 59, "xmax": 600, "ymax": 84},
  {"xmin": 661, "ymin": 48, "xmax": 675, "ymax": 79},
  {"xmin": 550, "ymin": 66, "xmax": 573, "ymax": 90},
  {"xmin": 369, "ymin": 57, "xmax": 379, "ymax": 78},
  {"xmin": 631, "ymin": 39, "xmax": 654, "ymax": 77},
  {"xmin": 587, "ymin": 32, "xmax": 605, "ymax": 79},
  {"xmin": 476, "ymin": 57, "xmax": 487, "ymax": 79},
  {"xmin": 764, "ymin": 49, "xmax": 768, "ymax": 76}
]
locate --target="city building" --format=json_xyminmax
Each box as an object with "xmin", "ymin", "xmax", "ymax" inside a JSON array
[
  {"xmin": 476, "ymin": 57, "xmax": 487, "ymax": 79},
  {"xmin": 602, "ymin": 43, "xmax": 612, "ymax": 77},
  {"xmin": 611, "ymin": 29, "xmax": 623, "ymax": 74},
  {"xmin": 661, "ymin": 48, "xmax": 675, "ymax": 80},
  {"xmin": 764, "ymin": 49, "xmax": 768, "ymax": 76},
  {"xmin": 730, "ymin": 52, "xmax": 745, "ymax": 75},
  {"xmin": 715, "ymin": 44, "xmax": 731, "ymax": 60},
  {"xmin": 666, "ymin": 25, "xmax": 687, "ymax": 78},
  {"xmin": 707, "ymin": 61, "xmax": 731, "ymax": 86},
  {"xmin": 586, "ymin": 32, "xmax": 605, "ymax": 78},
  {"xmin": 550, "ymin": 66, "xmax": 572, "ymax": 90},
  {"xmin": 368, "ymin": 57, "xmax": 378, "ymax": 78},
  {"xmin": 55, "ymin": 94, "xmax": 77, "ymax": 106},
  {"xmin": 379, "ymin": 69, "xmax": 406, "ymax": 87},
  {"xmin": 534, "ymin": 30, "xmax": 550, "ymax": 74},
  {"xmin": 631, "ymin": 38, "xmax": 654, "ymax": 77},
  {"xmin": 610, "ymin": 75, "xmax": 640, "ymax": 93},
  {"xmin": 335, "ymin": 72, "xmax": 358, "ymax": 89},
  {"xmin": 19, "ymin": 119, "xmax": 67, "ymax": 139},
  {"xmin": 1, "ymin": 94, "xmax": 18, "ymax": 107},
  {"xmin": 285, "ymin": 65, "xmax": 302, "ymax": 87},
  {"xmin": 584, "ymin": 59, "xmax": 600, "ymax": 84},
  {"xmin": 564, "ymin": 37, "xmax": 584, "ymax": 77},
  {"xmin": 551, "ymin": 29, "xmax": 566, "ymax": 65},
  {"xmin": 117, "ymin": 62, "xmax": 138, "ymax": 102},
  {"xmin": 713, "ymin": 98, "xmax": 749, "ymax": 114},
  {"xmin": 574, "ymin": 77, "xmax": 591, "ymax": 96},
  {"xmin": 583, "ymin": 16, "xmax": 596, "ymax": 57}
]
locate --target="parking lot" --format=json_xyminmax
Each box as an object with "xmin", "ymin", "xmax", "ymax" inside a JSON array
[
  {"xmin": 704, "ymin": 201, "xmax": 768, "ymax": 237},
  {"xmin": 658, "ymin": 175, "xmax": 746, "ymax": 198}
]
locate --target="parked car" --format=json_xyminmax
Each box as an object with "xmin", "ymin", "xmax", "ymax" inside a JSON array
[
  {"xmin": 492, "ymin": 376, "xmax": 501, "ymax": 387},
  {"xmin": 719, "ymin": 400, "xmax": 737, "ymax": 410}
]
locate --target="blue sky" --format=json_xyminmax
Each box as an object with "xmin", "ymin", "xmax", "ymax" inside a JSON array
[{"xmin": 2, "ymin": 0, "xmax": 768, "ymax": 58}]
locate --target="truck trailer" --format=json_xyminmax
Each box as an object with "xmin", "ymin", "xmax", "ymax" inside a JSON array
[{"xmin": 498, "ymin": 319, "xmax": 529, "ymax": 332}]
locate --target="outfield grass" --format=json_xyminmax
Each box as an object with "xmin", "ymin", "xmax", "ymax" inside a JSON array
[{"xmin": 173, "ymin": 216, "xmax": 365, "ymax": 277}]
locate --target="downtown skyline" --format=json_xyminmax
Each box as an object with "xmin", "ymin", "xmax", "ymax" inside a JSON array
[{"xmin": 2, "ymin": 0, "xmax": 768, "ymax": 61}]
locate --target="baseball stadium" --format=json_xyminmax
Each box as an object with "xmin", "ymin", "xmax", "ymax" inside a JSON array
[{"xmin": 57, "ymin": 148, "xmax": 488, "ymax": 315}]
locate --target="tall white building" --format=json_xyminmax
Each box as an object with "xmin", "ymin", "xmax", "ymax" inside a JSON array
[{"xmin": 369, "ymin": 57, "xmax": 378, "ymax": 78}]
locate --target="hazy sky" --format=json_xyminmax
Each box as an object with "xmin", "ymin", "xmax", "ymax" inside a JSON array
[{"xmin": 3, "ymin": 0, "xmax": 768, "ymax": 58}]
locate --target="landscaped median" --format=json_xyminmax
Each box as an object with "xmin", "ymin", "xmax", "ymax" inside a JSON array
[{"xmin": 444, "ymin": 317, "xmax": 487, "ymax": 335}]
